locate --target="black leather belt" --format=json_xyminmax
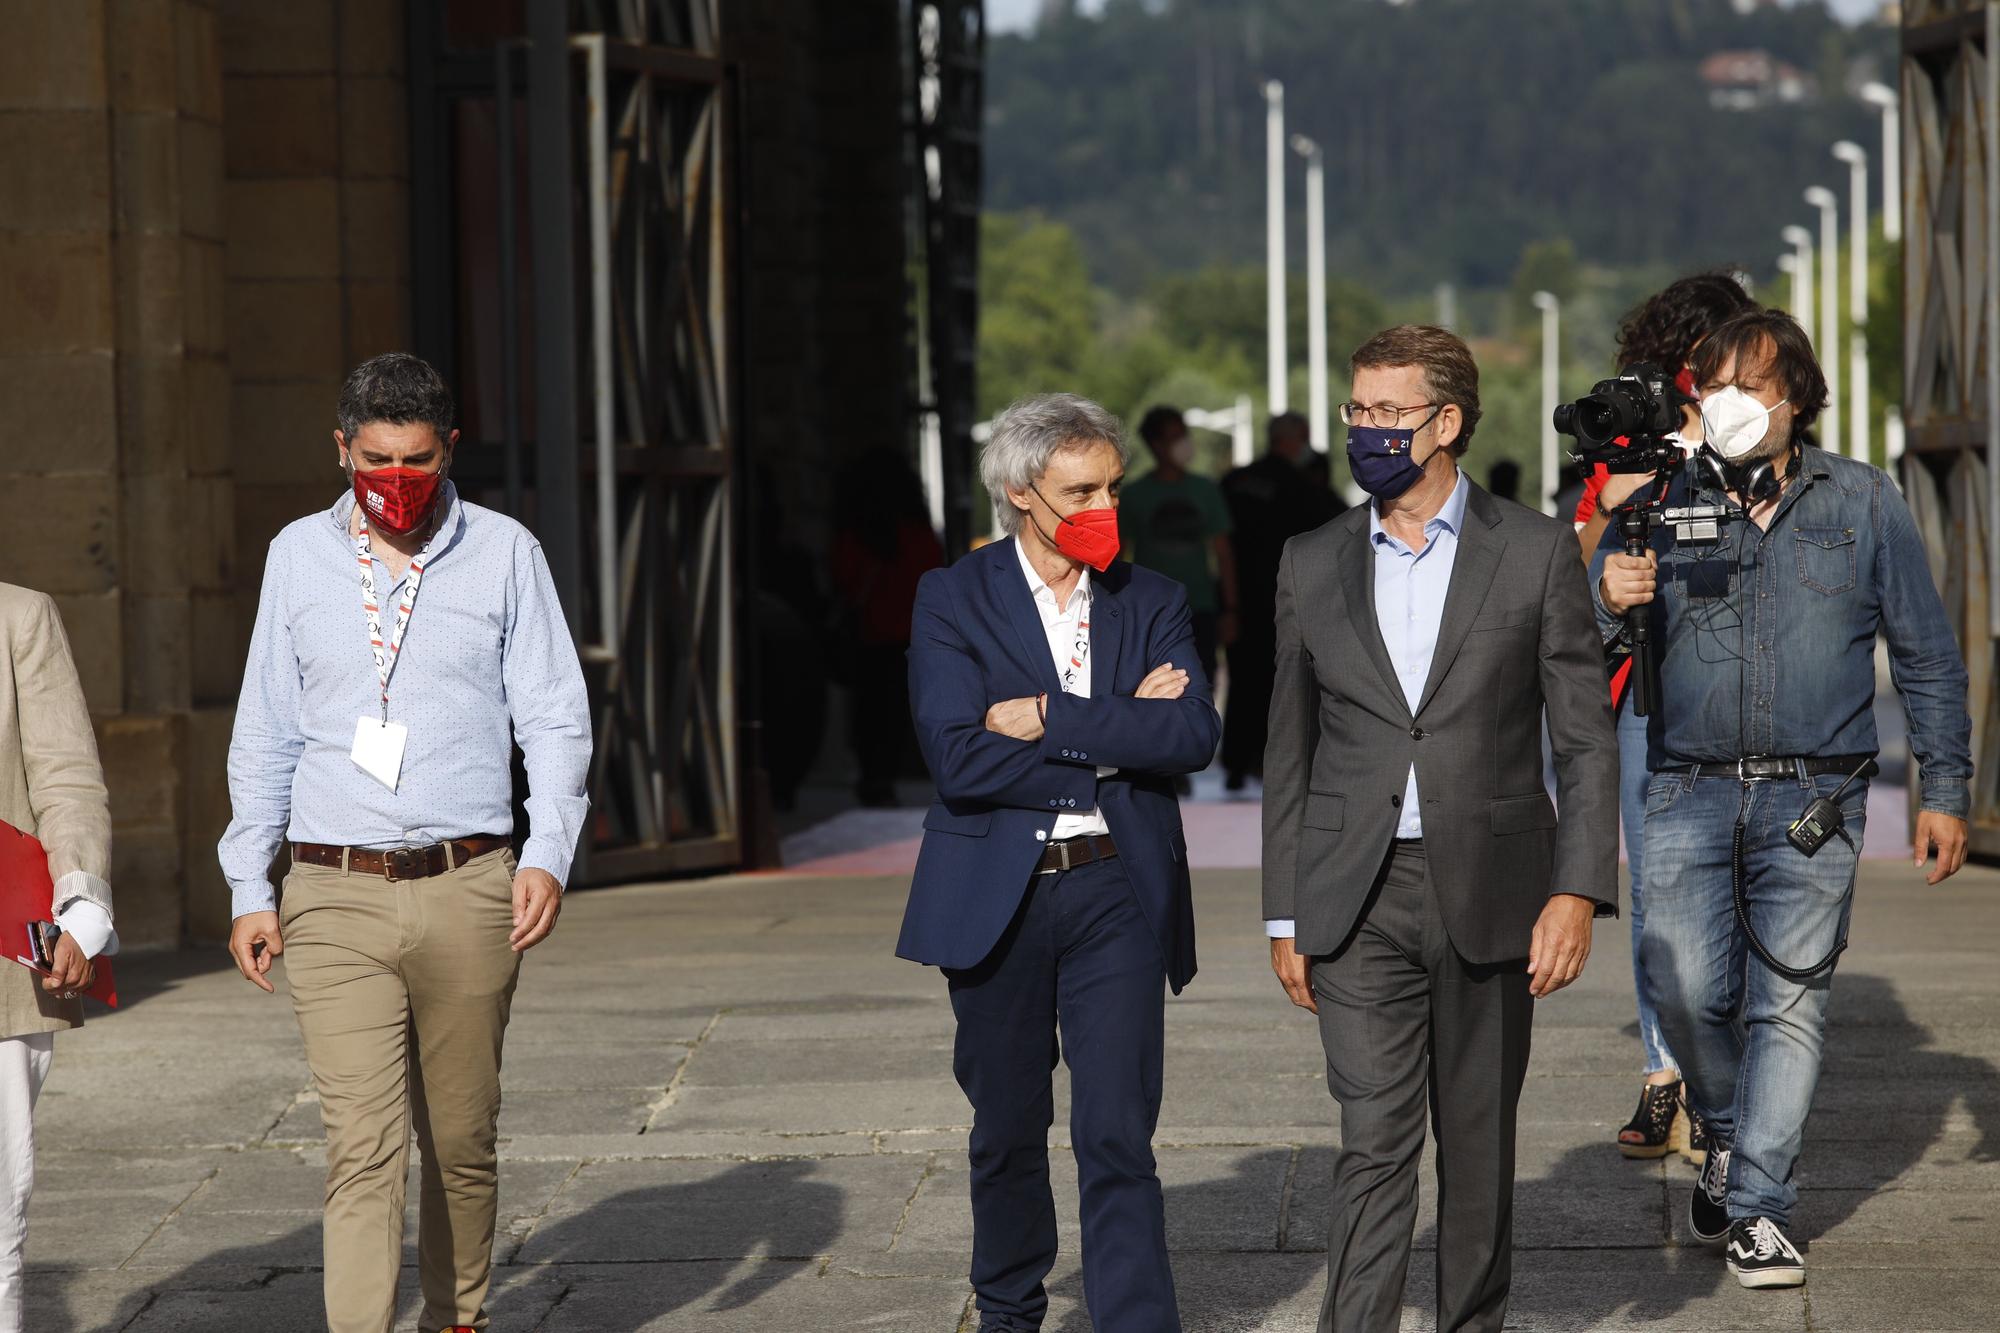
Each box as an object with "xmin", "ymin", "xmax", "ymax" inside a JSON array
[
  {"xmin": 1679, "ymin": 755, "xmax": 1877, "ymax": 782},
  {"xmin": 1036, "ymin": 833, "xmax": 1118, "ymax": 874}
]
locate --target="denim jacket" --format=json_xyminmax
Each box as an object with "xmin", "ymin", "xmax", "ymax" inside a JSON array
[{"xmin": 1590, "ymin": 446, "xmax": 1972, "ymax": 818}]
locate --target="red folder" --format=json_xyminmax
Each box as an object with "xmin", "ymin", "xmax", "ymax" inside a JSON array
[{"xmin": 0, "ymin": 819, "xmax": 117, "ymax": 1008}]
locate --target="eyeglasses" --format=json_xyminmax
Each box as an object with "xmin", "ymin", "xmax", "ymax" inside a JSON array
[{"xmin": 1339, "ymin": 401, "xmax": 1440, "ymax": 429}]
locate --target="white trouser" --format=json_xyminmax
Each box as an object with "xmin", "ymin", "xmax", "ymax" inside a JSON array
[{"xmin": 0, "ymin": 1032, "xmax": 53, "ymax": 1333}]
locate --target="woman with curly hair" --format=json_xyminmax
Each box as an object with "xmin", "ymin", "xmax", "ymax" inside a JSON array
[{"xmin": 1575, "ymin": 271, "xmax": 1754, "ymax": 1165}]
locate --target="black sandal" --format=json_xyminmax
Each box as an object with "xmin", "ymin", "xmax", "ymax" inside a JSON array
[
  {"xmin": 1617, "ymin": 1078, "xmax": 1684, "ymax": 1159},
  {"xmin": 1682, "ymin": 1103, "xmax": 1710, "ymax": 1168}
]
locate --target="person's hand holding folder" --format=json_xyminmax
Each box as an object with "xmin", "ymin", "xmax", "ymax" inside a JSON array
[
  {"xmin": 41, "ymin": 929, "xmax": 96, "ymax": 998},
  {"xmin": 3, "ymin": 817, "xmax": 117, "ymax": 1007}
]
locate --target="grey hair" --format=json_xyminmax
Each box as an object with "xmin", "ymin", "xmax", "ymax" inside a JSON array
[{"xmin": 980, "ymin": 393, "xmax": 1127, "ymax": 536}]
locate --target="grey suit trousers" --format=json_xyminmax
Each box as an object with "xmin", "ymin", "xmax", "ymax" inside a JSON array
[{"xmin": 1313, "ymin": 841, "xmax": 1533, "ymax": 1333}]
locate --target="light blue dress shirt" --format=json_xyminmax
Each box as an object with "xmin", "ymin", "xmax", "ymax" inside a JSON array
[
  {"xmin": 219, "ymin": 485, "xmax": 592, "ymax": 917},
  {"xmin": 1267, "ymin": 471, "xmax": 1469, "ymax": 939},
  {"xmin": 1372, "ymin": 471, "xmax": 1469, "ymax": 838}
]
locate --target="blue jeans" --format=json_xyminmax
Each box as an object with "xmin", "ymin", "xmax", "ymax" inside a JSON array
[
  {"xmin": 1617, "ymin": 702, "xmax": 1675, "ymax": 1076},
  {"xmin": 1639, "ymin": 770, "xmax": 1866, "ymax": 1225}
]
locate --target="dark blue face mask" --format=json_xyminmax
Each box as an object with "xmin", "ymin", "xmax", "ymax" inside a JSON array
[{"xmin": 1345, "ymin": 407, "xmax": 1444, "ymax": 500}]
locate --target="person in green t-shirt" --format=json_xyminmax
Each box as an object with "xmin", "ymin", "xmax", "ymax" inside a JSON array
[{"xmin": 1121, "ymin": 405, "xmax": 1239, "ymax": 689}]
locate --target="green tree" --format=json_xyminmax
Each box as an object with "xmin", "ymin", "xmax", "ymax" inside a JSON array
[
  {"xmin": 1509, "ymin": 239, "xmax": 1581, "ymax": 330},
  {"xmin": 978, "ymin": 212, "xmax": 1100, "ymax": 418}
]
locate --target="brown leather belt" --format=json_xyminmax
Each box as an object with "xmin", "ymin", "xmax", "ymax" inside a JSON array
[
  {"xmin": 1036, "ymin": 833, "xmax": 1118, "ymax": 875},
  {"xmin": 291, "ymin": 835, "xmax": 510, "ymax": 881}
]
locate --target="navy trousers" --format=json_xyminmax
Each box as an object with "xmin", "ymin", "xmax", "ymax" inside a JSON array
[{"xmin": 945, "ymin": 855, "xmax": 1181, "ymax": 1333}]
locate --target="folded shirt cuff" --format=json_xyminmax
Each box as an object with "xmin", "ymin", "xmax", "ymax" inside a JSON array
[
  {"xmin": 1264, "ymin": 918, "xmax": 1296, "ymax": 939},
  {"xmin": 230, "ymin": 878, "xmax": 279, "ymax": 919},
  {"xmin": 518, "ymin": 838, "xmax": 572, "ymax": 888},
  {"xmin": 1918, "ymin": 781, "xmax": 1971, "ymax": 820},
  {"xmin": 52, "ymin": 893, "xmax": 116, "ymax": 960}
]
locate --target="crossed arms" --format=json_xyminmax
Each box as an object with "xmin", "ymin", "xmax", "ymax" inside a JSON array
[{"xmin": 907, "ymin": 572, "xmax": 1221, "ymax": 810}]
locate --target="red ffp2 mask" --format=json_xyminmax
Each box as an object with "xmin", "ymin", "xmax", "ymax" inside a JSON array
[
  {"xmin": 353, "ymin": 466, "xmax": 444, "ymax": 534},
  {"xmin": 1031, "ymin": 485, "xmax": 1120, "ymax": 571}
]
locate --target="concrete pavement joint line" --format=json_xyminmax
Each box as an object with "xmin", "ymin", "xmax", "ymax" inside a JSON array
[
  {"xmin": 501, "ymin": 1158, "xmax": 589, "ymax": 1266},
  {"xmin": 639, "ymin": 1007, "xmax": 724, "ymax": 1133},
  {"xmin": 886, "ymin": 1151, "xmax": 939, "ymax": 1254},
  {"xmin": 111, "ymin": 1289, "xmax": 159, "ymax": 1333},
  {"xmin": 525, "ymin": 1280, "xmax": 575, "ymax": 1333},
  {"xmin": 114, "ymin": 1164, "xmax": 218, "ymax": 1272},
  {"xmin": 255, "ymin": 1079, "xmax": 319, "ymax": 1146},
  {"xmin": 1275, "ymin": 1143, "xmax": 1303, "ymax": 1250}
]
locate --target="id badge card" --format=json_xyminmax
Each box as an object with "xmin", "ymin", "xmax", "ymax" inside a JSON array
[{"xmin": 351, "ymin": 716, "xmax": 409, "ymax": 791}]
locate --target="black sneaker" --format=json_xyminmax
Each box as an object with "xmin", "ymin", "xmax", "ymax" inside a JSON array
[
  {"xmin": 1726, "ymin": 1216, "xmax": 1805, "ymax": 1288},
  {"xmin": 1690, "ymin": 1143, "xmax": 1731, "ymax": 1243}
]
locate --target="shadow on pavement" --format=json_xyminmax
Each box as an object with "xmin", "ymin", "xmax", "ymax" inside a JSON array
[
  {"xmin": 1047, "ymin": 970, "xmax": 2000, "ymax": 1330},
  {"xmin": 81, "ymin": 944, "xmax": 241, "ymax": 1015},
  {"xmin": 31, "ymin": 1161, "xmax": 846, "ymax": 1332}
]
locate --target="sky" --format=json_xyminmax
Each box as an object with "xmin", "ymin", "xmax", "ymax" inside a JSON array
[{"xmin": 987, "ymin": 0, "xmax": 1893, "ymax": 34}]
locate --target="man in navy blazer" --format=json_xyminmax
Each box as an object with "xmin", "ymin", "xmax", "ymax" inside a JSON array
[{"xmin": 898, "ymin": 392, "xmax": 1220, "ymax": 1332}]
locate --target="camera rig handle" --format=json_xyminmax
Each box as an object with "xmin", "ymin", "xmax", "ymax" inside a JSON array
[{"xmin": 1612, "ymin": 472, "xmax": 1673, "ymax": 718}]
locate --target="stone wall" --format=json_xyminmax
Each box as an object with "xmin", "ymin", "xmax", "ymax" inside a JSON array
[{"xmin": 0, "ymin": 0, "xmax": 408, "ymax": 948}]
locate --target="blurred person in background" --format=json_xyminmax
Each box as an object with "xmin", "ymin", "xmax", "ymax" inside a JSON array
[
  {"xmin": 1121, "ymin": 406, "xmax": 1239, "ymax": 692},
  {"xmin": 1220, "ymin": 411, "xmax": 1345, "ymax": 792},
  {"xmin": 1573, "ymin": 272, "xmax": 1754, "ymax": 1166},
  {"xmin": 753, "ymin": 464, "xmax": 828, "ymax": 811},
  {"xmin": 1485, "ymin": 458, "xmax": 1521, "ymax": 505},
  {"xmin": 831, "ymin": 448, "xmax": 945, "ymax": 807},
  {"xmin": 0, "ymin": 586, "xmax": 115, "ymax": 1333}
]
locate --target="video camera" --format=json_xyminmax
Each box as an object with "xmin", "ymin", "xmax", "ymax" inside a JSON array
[
  {"xmin": 1553, "ymin": 362, "xmax": 1691, "ymax": 474},
  {"xmin": 1552, "ymin": 363, "xmax": 1741, "ymax": 717}
]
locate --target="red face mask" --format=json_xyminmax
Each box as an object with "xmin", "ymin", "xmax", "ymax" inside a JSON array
[
  {"xmin": 1032, "ymin": 485, "xmax": 1120, "ymax": 572},
  {"xmin": 352, "ymin": 466, "xmax": 444, "ymax": 535}
]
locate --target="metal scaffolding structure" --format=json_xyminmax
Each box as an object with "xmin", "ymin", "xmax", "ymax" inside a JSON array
[
  {"xmin": 410, "ymin": 0, "xmax": 743, "ymax": 882},
  {"xmin": 908, "ymin": 0, "xmax": 986, "ymax": 559},
  {"xmin": 1902, "ymin": 1, "xmax": 2000, "ymax": 849}
]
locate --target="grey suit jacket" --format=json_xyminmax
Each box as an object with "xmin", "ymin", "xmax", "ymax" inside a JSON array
[{"xmin": 1261, "ymin": 479, "xmax": 1619, "ymax": 963}]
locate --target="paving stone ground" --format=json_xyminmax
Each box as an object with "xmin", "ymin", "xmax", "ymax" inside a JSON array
[{"xmin": 21, "ymin": 857, "xmax": 2000, "ymax": 1331}]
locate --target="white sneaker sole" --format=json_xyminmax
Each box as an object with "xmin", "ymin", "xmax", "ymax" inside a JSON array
[{"xmin": 1729, "ymin": 1262, "xmax": 1805, "ymax": 1289}]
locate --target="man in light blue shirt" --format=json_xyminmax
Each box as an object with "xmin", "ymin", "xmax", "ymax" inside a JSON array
[{"xmin": 218, "ymin": 353, "xmax": 590, "ymax": 1333}]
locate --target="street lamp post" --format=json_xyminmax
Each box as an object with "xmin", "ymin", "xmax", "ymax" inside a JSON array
[
  {"xmin": 1265, "ymin": 80, "xmax": 1287, "ymax": 414},
  {"xmin": 1834, "ymin": 140, "xmax": 1871, "ymax": 463},
  {"xmin": 1532, "ymin": 290, "xmax": 1560, "ymax": 516},
  {"xmin": 1777, "ymin": 252, "xmax": 1801, "ymax": 318},
  {"xmin": 1782, "ymin": 225, "xmax": 1815, "ymax": 345},
  {"xmin": 1805, "ymin": 185, "xmax": 1842, "ymax": 457},
  {"xmin": 1861, "ymin": 81, "xmax": 1901, "ymax": 243},
  {"xmin": 1292, "ymin": 134, "xmax": 1329, "ymax": 454}
]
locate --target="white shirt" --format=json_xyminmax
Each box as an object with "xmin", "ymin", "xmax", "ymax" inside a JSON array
[{"xmin": 1016, "ymin": 537, "xmax": 1113, "ymax": 838}]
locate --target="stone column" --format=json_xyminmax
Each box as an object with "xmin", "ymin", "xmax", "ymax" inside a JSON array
[{"xmin": 0, "ymin": 0, "xmax": 232, "ymax": 947}]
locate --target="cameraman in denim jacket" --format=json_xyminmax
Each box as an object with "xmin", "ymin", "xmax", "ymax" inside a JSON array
[{"xmin": 1592, "ymin": 307, "xmax": 1971, "ymax": 1290}]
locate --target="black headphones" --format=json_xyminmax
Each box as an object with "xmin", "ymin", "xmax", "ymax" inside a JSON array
[{"xmin": 1695, "ymin": 442, "xmax": 1791, "ymax": 507}]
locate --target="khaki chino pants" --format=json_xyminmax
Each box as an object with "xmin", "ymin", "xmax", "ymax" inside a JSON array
[{"xmin": 281, "ymin": 848, "xmax": 522, "ymax": 1333}]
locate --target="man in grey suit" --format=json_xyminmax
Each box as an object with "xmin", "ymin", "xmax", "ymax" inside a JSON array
[{"xmin": 1263, "ymin": 325, "xmax": 1620, "ymax": 1333}]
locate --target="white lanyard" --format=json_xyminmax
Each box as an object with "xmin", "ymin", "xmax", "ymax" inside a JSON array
[
  {"xmin": 355, "ymin": 516, "xmax": 433, "ymax": 722},
  {"xmin": 1059, "ymin": 585, "xmax": 1091, "ymax": 695}
]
